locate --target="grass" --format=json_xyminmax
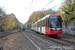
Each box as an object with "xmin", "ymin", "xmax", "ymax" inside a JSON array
[{"xmin": 58, "ymin": 33, "xmax": 75, "ymax": 40}]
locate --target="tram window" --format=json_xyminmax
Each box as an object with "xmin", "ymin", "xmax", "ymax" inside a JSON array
[
  {"xmin": 47, "ymin": 19, "xmax": 48, "ymax": 27},
  {"xmin": 46, "ymin": 19, "xmax": 47, "ymax": 26},
  {"xmin": 45, "ymin": 18, "xmax": 49, "ymax": 27},
  {"xmin": 48, "ymin": 18, "xmax": 49, "ymax": 27},
  {"xmin": 45, "ymin": 19, "xmax": 46, "ymax": 26},
  {"xmin": 34, "ymin": 24, "xmax": 35, "ymax": 27},
  {"xmin": 37, "ymin": 22, "xmax": 39, "ymax": 27},
  {"xmin": 39, "ymin": 21, "xmax": 42, "ymax": 27},
  {"xmin": 42, "ymin": 19, "xmax": 45, "ymax": 26},
  {"xmin": 41, "ymin": 20, "xmax": 42, "ymax": 26},
  {"xmin": 38, "ymin": 22, "xmax": 39, "ymax": 27},
  {"xmin": 37, "ymin": 22, "xmax": 38, "ymax": 27},
  {"xmin": 40, "ymin": 20, "xmax": 42, "ymax": 27},
  {"xmin": 46, "ymin": 19, "xmax": 48, "ymax": 27},
  {"xmin": 41, "ymin": 20, "xmax": 44, "ymax": 26}
]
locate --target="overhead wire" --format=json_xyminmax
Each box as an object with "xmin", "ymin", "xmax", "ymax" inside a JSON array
[
  {"xmin": 44, "ymin": 0, "xmax": 54, "ymax": 8},
  {"xmin": 25, "ymin": 0, "xmax": 37, "ymax": 14},
  {"xmin": 42, "ymin": 4, "xmax": 61, "ymax": 10},
  {"xmin": 25, "ymin": 0, "xmax": 62, "ymax": 16},
  {"xmin": 26, "ymin": 0, "xmax": 53, "ymax": 15},
  {"xmin": 25, "ymin": 0, "xmax": 34, "ymax": 13},
  {"xmin": 42, "ymin": 0, "xmax": 54, "ymax": 10},
  {"xmin": 29, "ymin": 0, "xmax": 37, "ymax": 10},
  {"xmin": 41, "ymin": 0, "xmax": 62, "ymax": 11}
]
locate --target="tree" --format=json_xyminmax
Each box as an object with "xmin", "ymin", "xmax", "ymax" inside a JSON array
[{"xmin": 58, "ymin": 0, "xmax": 75, "ymax": 22}]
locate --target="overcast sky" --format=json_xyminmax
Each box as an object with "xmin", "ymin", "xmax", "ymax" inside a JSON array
[{"xmin": 0, "ymin": 0, "xmax": 64, "ymax": 24}]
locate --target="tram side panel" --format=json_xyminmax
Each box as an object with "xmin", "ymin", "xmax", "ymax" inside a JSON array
[{"xmin": 31, "ymin": 14, "xmax": 62, "ymax": 35}]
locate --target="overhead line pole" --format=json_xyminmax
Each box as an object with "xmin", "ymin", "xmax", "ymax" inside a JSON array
[{"xmin": 0, "ymin": 8, "xmax": 2, "ymax": 38}]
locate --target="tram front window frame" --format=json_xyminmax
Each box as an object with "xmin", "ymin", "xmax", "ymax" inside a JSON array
[{"xmin": 49, "ymin": 16, "xmax": 62, "ymax": 28}]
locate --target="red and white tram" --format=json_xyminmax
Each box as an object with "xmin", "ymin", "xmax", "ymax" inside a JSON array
[{"xmin": 31, "ymin": 14, "xmax": 62, "ymax": 36}]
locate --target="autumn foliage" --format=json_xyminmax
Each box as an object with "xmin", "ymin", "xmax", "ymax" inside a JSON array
[
  {"xmin": 1, "ymin": 11, "xmax": 21, "ymax": 31},
  {"xmin": 57, "ymin": 0, "xmax": 75, "ymax": 22}
]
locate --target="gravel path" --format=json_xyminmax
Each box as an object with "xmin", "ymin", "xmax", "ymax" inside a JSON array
[{"xmin": 1, "ymin": 31, "xmax": 37, "ymax": 50}]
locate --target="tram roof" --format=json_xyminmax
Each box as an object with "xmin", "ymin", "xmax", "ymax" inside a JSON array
[{"xmin": 31, "ymin": 14, "xmax": 60, "ymax": 25}]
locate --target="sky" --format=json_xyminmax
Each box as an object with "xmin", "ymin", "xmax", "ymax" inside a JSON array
[{"xmin": 0, "ymin": 0, "xmax": 64, "ymax": 24}]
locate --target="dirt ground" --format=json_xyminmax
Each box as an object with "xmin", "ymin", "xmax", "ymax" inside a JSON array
[
  {"xmin": 1, "ymin": 33, "xmax": 19, "ymax": 50},
  {"xmin": 0, "ymin": 31, "xmax": 37, "ymax": 50}
]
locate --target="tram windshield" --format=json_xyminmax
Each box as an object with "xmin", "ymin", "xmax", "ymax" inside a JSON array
[{"xmin": 49, "ymin": 16, "xmax": 62, "ymax": 28}]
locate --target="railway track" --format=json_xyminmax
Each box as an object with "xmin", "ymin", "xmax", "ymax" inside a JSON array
[
  {"xmin": 23, "ymin": 31, "xmax": 60, "ymax": 50},
  {"xmin": 22, "ymin": 31, "xmax": 39, "ymax": 50},
  {"xmin": 26, "ymin": 29, "xmax": 75, "ymax": 50},
  {"xmin": 22, "ymin": 31, "xmax": 65, "ymax": 50},
  {"xmin": 58, "ymin": 38, "xmax": 75, "ymax": 46}
]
